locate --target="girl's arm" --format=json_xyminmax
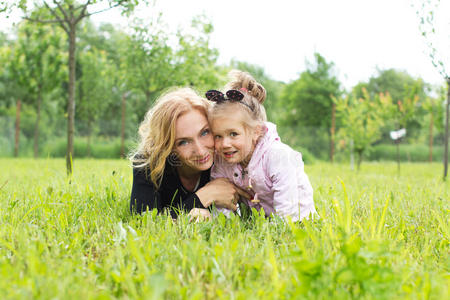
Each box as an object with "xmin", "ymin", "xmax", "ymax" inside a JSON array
[
  {"xmin": 196, "ymin": 159, "xmax": 251, "ymax": 212},
  {"xmin": 195, "ymin": 178, "xmax": 250, "ymax": 211},
  {"xmin": 208, "ymin": 158, "xmax": 239, "ymax": 216},
  {"xmin": 267, "ymin": 146, "xmax": 315, "ymax": 222}
]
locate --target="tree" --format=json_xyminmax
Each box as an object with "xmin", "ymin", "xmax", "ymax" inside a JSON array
[
  {"xmin": 74, "ymin": 20, "xmax": 121, "ymax": 156},
  {"xmin": 5, "ymin": 0, "xmax": 146, "ymax": 174},
  {"xmin": 334, "ymin": 89, "xmax": 389, "ymax": 170},
  {"xmin": 0, "ymin": 37, "xmax": 25, "ymax": 109},
  {"xmin": 123, "ymin": 14, "xmax": 220, "ymax": 121},
  {"xmin": 354, "ymin": 69, "xmax": 427, "ymax": 103},
  {"xmin": 388, "ymin": 89, "xmax": 420, "ymax": 172},
  {"xmin": 123, "ymin": 15, "xmax": 174, "ymax": 112},
  {"xmin": 415, "ymin": 0, "xmax": 449, "ymax": 180},
  {"xmin": 0, "ymin": 29, "xmax": 31, "ymax": 157},
  {"xmin": 13, "ymin": 20, "xmax": 66, "ymax": 157},
  {"xmin": 173, "ymin": 15, "xmax": 220, "ymax": 90},
  {"xmin": 80, "ymin": 22, "xmax": 134, "ymax": 144},
  {"xmin": 353, "ymin": 69, "xmax": 428, "ymax": 141},
  {"xmin": 280, "ymin": 52, "xmax": 341, "ymax": 160},
  {"xmin": 422, "ymin": 92, "xmax": 445, "ymax": 162},
  {"xmin": 354, "ymin": 79, "xmax": 421, "ymax": 170},
  {"xmin": 77, "ymin": 48, "xmax": 112, "ymax": 156}
]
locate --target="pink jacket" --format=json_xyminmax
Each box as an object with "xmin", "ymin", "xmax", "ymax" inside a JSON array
[{"xmin": 211, "ymin": 122, "xmax": 317, "ymax": 222}]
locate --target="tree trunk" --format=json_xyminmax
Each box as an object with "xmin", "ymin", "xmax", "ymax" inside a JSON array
[
  {"xmin": 87, "ymin": 119, "xmax": 92, "ymax": 158},
  {"xmin": 145, "ymin": 90, "xmax": 151, "ymax": 105},
  {"xmin": 66, "ymin": 24, "xmax": 76, "ymax": 175},
  {"xmin": 429, "ymin": 110, "xmax": 433, "ymax": 163},
  {"xmin": 34, "ymin": 86, "xmax": 42, "ymax": 158},
  {"xmin": 396, "ymin": 140, "xmax": 400, "ymax": 174},
  {"xmin": 121, "ymin": 93, "xmax": 126, "ymax": 158},
  {"xmin": 14, "ymin": 99, "xmax": 21, "ymax": 157},
  {"xmin": 350, "ymin": 139, "xmax": 354, "ymax": 170},
  {"xmin": 444, "ymin": 78, "xmax": 450, "ymax": 180},
  {"xmin": 357, "ymin": 150, "xmax": 363, "ymax": 171},
  {"xmin": 330, "ymin": 102, "xmax": 336, "ymax": 163}
]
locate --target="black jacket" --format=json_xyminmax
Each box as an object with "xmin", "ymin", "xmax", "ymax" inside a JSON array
[{"xmin": 130, "ymin": 161, "xmax": 211, "ymax": 218}]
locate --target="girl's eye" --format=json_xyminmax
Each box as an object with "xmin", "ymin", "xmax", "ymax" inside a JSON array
[
  {"xmin": 201, "ymin": 129, "xmax": 210, "ymax": 136},
  {"xmin": 214, "ymin": 135, "xmax": 221, "ymax": 140},
  {"xmin": 230, "ymin": 132, "xmax": 238, "ymax": 137}
]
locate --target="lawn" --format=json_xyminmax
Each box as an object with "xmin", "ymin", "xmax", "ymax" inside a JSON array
[{"xmin": 0, "ymin": 159, "xmax": 448, "ymax": 299}]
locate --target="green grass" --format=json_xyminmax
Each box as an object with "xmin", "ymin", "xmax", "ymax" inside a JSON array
[{"xmin": 0, "ymin": 159, "xmax": 448, "ymax": 299}]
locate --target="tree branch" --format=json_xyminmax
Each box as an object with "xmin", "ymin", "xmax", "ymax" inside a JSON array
[
  {"xmin": 73, "ymin": 2, "xmax": 87, "ymax": 12},
  {"xmin": 84, "ymin": 0, "xmax": 127, "ymax": 18},
  {"xmin": 52, "ymin": 0, "xmax": 70, "ymax": 23},
  {"xmin": 24, "ymin": 16, "xmax": 68, "ymax": 33},
  {"xmin": 75, "ymin": 0, "xmax": 92, "ymax": 24},
  {"xmin": 24, "ymin": 17, "xmax": 60, "ymax": 24},
  {"xmin": 42, "ymin": 1, "xmax": 69, "ymax": 32}
]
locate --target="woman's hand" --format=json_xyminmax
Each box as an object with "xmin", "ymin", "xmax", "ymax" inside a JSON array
[
  {"xmin": 188, "ymin": 208, "xmax": 211, "ymax": 222},
  {"xmin": 195, "ymin": 178, "xmax": 251, "ymax": 211}
]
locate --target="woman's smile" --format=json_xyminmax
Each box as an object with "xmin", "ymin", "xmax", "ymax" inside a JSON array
[{"xmin": 193, "ymin": 154, "xmax": 211, "ymax": 165}]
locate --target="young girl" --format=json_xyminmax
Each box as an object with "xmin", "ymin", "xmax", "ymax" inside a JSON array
[{"xmin": 207, "ymin": 70, "xmax": 317, "ymax": 222}]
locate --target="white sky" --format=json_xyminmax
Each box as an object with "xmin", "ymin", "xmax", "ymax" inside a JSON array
[{"xmin": 2, "ymin": 0, "xmax": 450, "ymax": 90}]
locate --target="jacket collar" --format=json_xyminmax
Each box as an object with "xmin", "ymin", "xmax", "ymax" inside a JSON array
[{"xmin": 247, "ymin": 122, "xmax": 280, "ymax": 171}]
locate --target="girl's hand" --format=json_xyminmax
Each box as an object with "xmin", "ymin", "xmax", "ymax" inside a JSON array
[
  {"xmin": 195, "ymin": 178, "xmax": 251, "ymax": 211},
  {"xmin": 188, "ymin": 208, "xmax": 211, "ymax": 223}
]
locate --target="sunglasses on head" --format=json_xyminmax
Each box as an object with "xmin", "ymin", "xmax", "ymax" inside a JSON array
[{"xmin": 205, "ymin": 89, "xmax": 253, "ymax": 111}]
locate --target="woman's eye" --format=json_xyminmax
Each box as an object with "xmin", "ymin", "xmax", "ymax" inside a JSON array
[
  {"xmin": 177, "ymin": 140, "xmax": 188, "ymax": 147},
  {"xmin": 201, "ymin": 129, "xmax": 210, "ymax": 136},
  {"xmin": 214, "ymin": 135, "xmax": 221, "ymax": 140},
  {"xmin": 230, "ymin": 132, "xmax": 238, "ymax": 137}
]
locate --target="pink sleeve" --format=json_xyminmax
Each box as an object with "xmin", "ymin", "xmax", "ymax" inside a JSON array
[
  {"xmin": 266, "ymin": 146, "xmax": 315, "ymax": 222},
  {"xmin": 211, "ymin": 155, "xmax": 228, "ymax": 180},
  {"xmin": 210, "ymin": 155, "xmax": 234, "ymax": 214}
]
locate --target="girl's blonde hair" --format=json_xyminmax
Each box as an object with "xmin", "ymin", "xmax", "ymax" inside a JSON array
[
  {"xmin": 130, "ymin": 87, "xmax": 210, "ymax": 188},
  {"xmin": 210, "ymin": 70, "xmax": 267, "ymax": 131}
]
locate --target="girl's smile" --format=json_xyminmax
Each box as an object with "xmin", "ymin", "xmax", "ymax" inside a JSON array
[{"xmin": 223, "ymin": 150, "xmax": 238, "ymax": 158}]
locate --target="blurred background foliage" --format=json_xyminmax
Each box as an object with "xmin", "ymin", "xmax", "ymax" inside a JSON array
[{"xmin": 0, "ymin": 4, "xmax": 447, "ymax": 164}]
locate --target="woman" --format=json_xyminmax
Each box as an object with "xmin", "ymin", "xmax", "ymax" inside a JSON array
[{"xmin": 129, "ymin": 87, "xmax": 250, "ymax": 219}]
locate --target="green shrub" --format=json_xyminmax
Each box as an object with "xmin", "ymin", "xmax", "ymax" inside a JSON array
[
  {"xmin": 0, "ymin": 136, "xmax": 12, "ymax": 156},
  {"xmin": 366, "ymin": 144, "xmax": 444, "ymax": 162},
  {"xmin": 41, "ymin": 137, "xmax": 135, "ymax": 159},
  {"xmin": 294, "ymin": 146, "xmax": 316, "ymax": 164}
]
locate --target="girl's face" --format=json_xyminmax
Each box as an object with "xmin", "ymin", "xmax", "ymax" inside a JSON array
[
  {"xmin": 173, "ymin": 109, "xmax": 214, "ymax": 173},
  {"xmin": 211, "ymin": 113, "xmax": 259, "ymax": 167}
]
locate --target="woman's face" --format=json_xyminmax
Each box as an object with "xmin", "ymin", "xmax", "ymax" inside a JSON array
[{"xmin": 173, "ymin": 109, "xmax": 214, "ymax": 172}]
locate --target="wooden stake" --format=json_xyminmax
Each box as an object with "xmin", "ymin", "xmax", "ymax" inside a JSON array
[
  {"xmin": 121, "ymin": 93, "xmax": 126, "ymax": 159},
  {"xmin": 330, "ymin": 102, "xmax": 336, "ymax": 162},
  {"xmin": 429, "ymin": 110, "xmax": 433, "ymax": 163},
  {"xmin": 14, "ymin": 99, "xmax": 21, "ymax": 157},
  {"xmin": 443, "ymin": 78, "xmax": 450, "ymax": 180}
]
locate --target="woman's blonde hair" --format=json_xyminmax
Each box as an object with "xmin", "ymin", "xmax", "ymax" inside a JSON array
[
  {"xmin": 130, "ymin": 87, "xmax": 210, "ymax": 188},
  {"xmin": 210, "ymin": 70, "xmax": 267, "ymax": 131}
]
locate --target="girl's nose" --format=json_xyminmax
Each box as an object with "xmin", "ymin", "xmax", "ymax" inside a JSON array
[{"xmin": 222, "ymin": 137, "xmax": 231, "ymax": 148}]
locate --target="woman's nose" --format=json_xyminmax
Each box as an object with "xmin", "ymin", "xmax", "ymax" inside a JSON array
[{"xmin": 193, "ymin": 139, "xmax": 208, "ymax": 155}]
